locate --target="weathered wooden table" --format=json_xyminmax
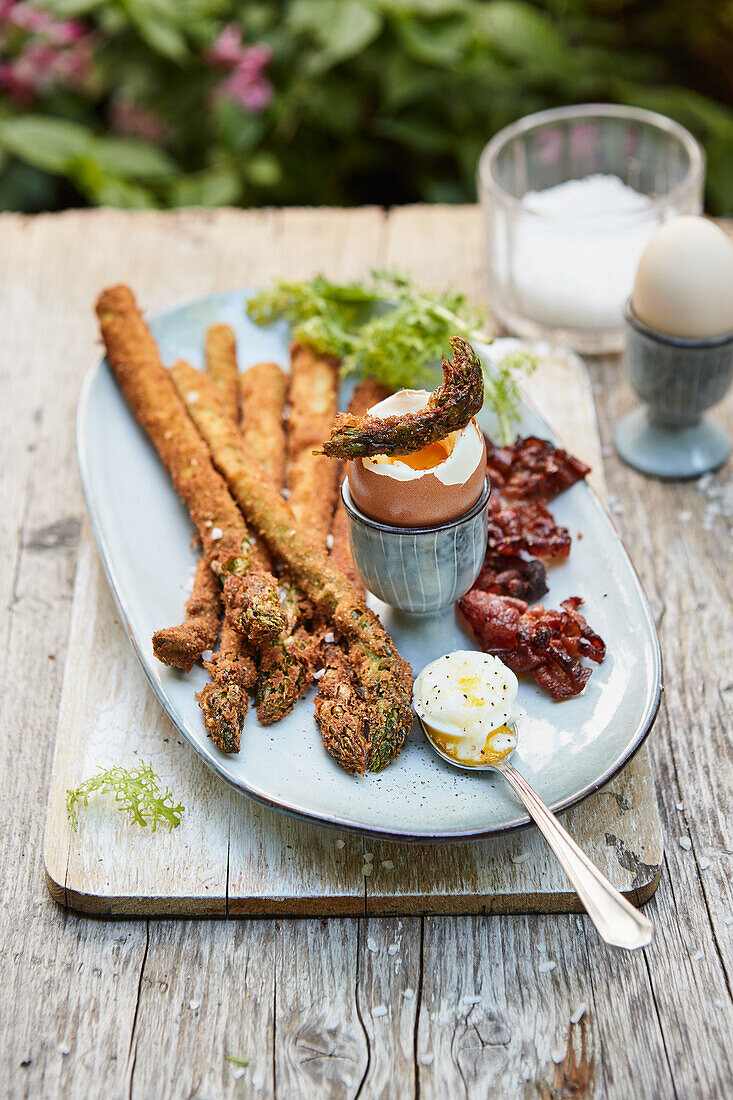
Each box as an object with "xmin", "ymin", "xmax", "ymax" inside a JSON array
[{"xmin": 1, "ymin": 207, "xmax": 731, "ymax": 1099}]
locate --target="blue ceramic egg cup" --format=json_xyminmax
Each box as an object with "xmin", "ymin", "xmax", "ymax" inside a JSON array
[
  {"xmin": 615, "ymin": 300, "xmax": 733, "ymax": 479},
  {"xmin": 341, "ymin": 478, "xmax": 490, "ymax": 615}
]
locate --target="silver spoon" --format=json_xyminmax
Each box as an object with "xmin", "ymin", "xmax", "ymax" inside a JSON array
[{"xmin": 417, "ymin": 717, "xmax": 653, "ymax": 950}]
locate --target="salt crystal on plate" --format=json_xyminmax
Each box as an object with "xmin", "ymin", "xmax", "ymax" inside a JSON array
[
  {"xmin": 201, "ymin": 649, "xmax": 214, "ymax": 662},
  {"xmin": 679, "ymin": 837, "xmax": 692, "ymax": 851},
  {"xmin": 692, "ymin": 950, "xmax": 704, "ymax": 962},
  {"xmin": 463, "ymin": 995, "xmax": 482, "ymax": 1005},
  {"xmin": 381, "ymin": 860, "xmax": 394, "ymax": 870},
  {"xmin": 388, "ymin": 944, "xmax": 399, "ymax": 956},
  {"xmin": 57, "ymin": 1044, "xmax": 70, "ymax": 1056},
  {"xmin": 252, "ymin": 1070, "xmax": 264, "ymax": 1091},
  {"xmin": 336, "ymin": 839, "xmax": 345, "ymax": 849},
  {"xmin": 189, "ymin": 1000, "xmax": 200, "ymax": 1011},
  {"xmin": 571, "ymin": 1003, "xmax": 588, "ymax": 1024},
  {"xmin": 210, "ymin": 527, "xmax": 222, "ymax": 540},
  {"xmin": 420, "ymin": 1053, "xmax": 435, "ymax": 1066},
  {"xmin": 724, "ymin": 917, "xmax": 733, "ymax": 927},
  {"xmin": 699, "ymin": 857, "xmax": 711, "ymax": 870},
  {"xmin": 313, "ymin": 668, "xmax": 326, "ymax": 679},
  {"xmin": 403, "ymin": 988, "xmax": 415, "ymax": 1000},
  {"xmin": 371, "ymin": 1005, "xmax": 388, "ymax": 1018},
  {"xmin": 552, "ymin": 1047, "xmax": 566, "ymax": 1065},
  {"xmin": 367, "ymin": 937, "xmax": 378, "ymax": 952},
  {"xmin": 512, "ymin": 853, "xmax": 531, "ymax": 864},
  {"xmin": 324, "ymin": 632, "xmax": 335, "ymax": 643},
  {"xmin": 676, "ymin": 802, "xmax": 684, "ymax": 811},
  {"xmin": 538, "ymin": 961, "xmax": 556, "ymax": 973}
]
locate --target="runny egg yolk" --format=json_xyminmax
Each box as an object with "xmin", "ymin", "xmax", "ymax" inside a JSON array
[
  {"xmin": 429, "ymin": 724, "xmax": 516, "ymax": 766},
  {"xmin": 373, "ymin": 435, "xmax": 455, "ymax": 471}
]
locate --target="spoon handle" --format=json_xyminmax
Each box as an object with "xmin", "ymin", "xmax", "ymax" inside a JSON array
[{"xmin": 497, "ymin": 762, "xmax": 653, "ymax": 950}]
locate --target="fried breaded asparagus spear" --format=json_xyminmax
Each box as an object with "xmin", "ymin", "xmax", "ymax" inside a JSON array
[
  {"xmin": 152, "ymin": 555, "xmax": 221, "ymax": 671},
  {"xmin": 329, "ymin": 380, "xmax": 390, "ymax": 590},
  {"xmin": 238, "ymin": 362, "xmax": 317, "ymax": 723},
  {"xmin": 205, "ymin": 323, "xmax": 239, "ymax": 423},
  {"xmin": 321, "ymin": 336, "xmax": 483, "ymax": 459},
  {"xmin": 198, "ymin": 618, "xmax": 256, "ymax": 753},
  {"xmin": 95, "ymin": 287, "xmax": 285, "ymax": 650},
  {"xmin": 286, "ymin": 342, "xmax": 341, "ymax": 545},
  {"xmin": 170, "ymin": 362, "xmax": 413, "ymax": 771},
  {"xmin": 313, "ymin": 381, "xmax": 392, "ymax": 771},
  {"xmin": 240, "ymin": 361, "xmax": 287, "ymax": 486}
]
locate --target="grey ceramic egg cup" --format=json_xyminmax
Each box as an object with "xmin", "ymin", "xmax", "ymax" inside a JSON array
[
  {"xmin": 615, "ymin": 299, "xmax": 733, "ymax": 479},
  {"xmin": 341, "ymin": 478, "xmax": 490, "ymax": 615}
]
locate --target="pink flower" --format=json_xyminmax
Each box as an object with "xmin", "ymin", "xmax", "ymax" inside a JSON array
[
  {"xmin": 206, "ymin": 22, "xmax": 244, "ymax": 68},
  {"xmin": 219, "ymin": 58, "xmax": 273, "ymax": 112},
  {"xmin": 5, "ymin": 2, "xmax": 53, "ymax": 34}
]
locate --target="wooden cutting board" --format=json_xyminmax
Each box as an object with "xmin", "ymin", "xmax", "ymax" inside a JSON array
[{"xmin": 44, "ymin": 346, "xmax": 663, "ymax": 916}]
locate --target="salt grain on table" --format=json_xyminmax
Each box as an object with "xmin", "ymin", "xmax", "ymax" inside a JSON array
[
  {"xmin": 571, "ymin": 1003, "xmax": 588, "ymax": 1024},
  {"xmin": 420, "ymin": 1053, "xmax": 435, "ymax": 1066},
  {"xmin": 511, "ymin": 852, "xmax": 531, "ymax": 864},
  {"xmin": 371, "ymin": 1005, "xmax": 388, "ymax": 1018},
  {"xmin": 403, "ymin": 988, "xmax": 415, "ymax": 1000},
  {"xmin": 552, "ymin": 1047, "xmax": 566, "ymax": 1065},
  {"xmin": 388, "ymin": 944, "xmax": 399, "ymax": 956},
  {"xmin": 679, "ymin": 837, "xmax": 692, "ymax": 851},
  {"xmin": 699, "ymin": 857, "xmax": 711, "ymax": 870},
  {"xmin": 367, "ymin": 937, "xmax": 378, "ymax": 952},
  {"xmin": 538, "ymin": 961, "xmax": 556, "ymax": 973}
]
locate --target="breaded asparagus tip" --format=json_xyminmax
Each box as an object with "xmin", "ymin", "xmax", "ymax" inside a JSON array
[
  {"xmin": 169, "ymin": 361, "xmax": 414, "ymax": 771},
  {"xmin": 286, "ymin": 342, "xmax": 341, "ymax": 545},
  {"xmin": 152, "ymin": 555, "xmax": 221, "ymax": 671},
  {"xmin": 205, "ymin": 323, "xmax": 239, "ymax": 424},
  {"xmin": 240, "ymin": 362, "xmax": 287, "ymax": 486},
  {"xmin": 198, "ymin": 619, "xmax": 257, "ymax": 753},
  {"xmin": 329, "ymin": 380, "xmax": 390, "ymax": 591},
  {"xmin": 95, "ymin": 286, "xmax": 285, "ymax": 650}
]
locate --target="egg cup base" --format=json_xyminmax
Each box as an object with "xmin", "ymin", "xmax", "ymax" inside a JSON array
[{"xmin": 614, "ymin": 406, "xmax": 731, "ymax": 479}]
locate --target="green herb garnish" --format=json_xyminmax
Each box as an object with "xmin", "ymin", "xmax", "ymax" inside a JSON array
[
  {"xmin": 66, "ymin": 763, "xmax": 185, "ymax": 832},
  {"xmin": 225, "ymin": 1054, "xmax": 250, "ymax": 1068},
  {"xmin": 248, "ymin": 273, "xmax": 534, "ymax": 443},
  {"xmin": 247, "ymin": 271, "xmax": 491, "ymax": 390},
  {"xmin": 484, "ymin": 351, "xmax": 539, "ymax": 446}
]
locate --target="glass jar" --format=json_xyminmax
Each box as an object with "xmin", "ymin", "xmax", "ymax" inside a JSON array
[{"xmin": 478, "ymin": 104, "xmax": 705, "ymax": 353}]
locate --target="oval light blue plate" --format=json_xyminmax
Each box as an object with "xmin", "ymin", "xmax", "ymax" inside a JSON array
[{"xmin": 77, "ymin": 290, "xmax": 662, "ymax": 841}]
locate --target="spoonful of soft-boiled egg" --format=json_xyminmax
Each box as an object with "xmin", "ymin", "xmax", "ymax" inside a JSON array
[{"xmin": 413, "ymin": 652, "xmax": 653, "ymax": 951}]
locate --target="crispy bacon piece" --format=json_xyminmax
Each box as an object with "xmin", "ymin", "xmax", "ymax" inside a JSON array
[
  {"xmin": 473, "ymin": 552, "xmax": 548, "ymax": 603},
  {"xmin": 458, "ymin": 591, "xmax": 605, "ymax": 700},
  {"xmin": 487, "ymin": 496, "xmax": 571, "ymax": 560},
  {"xmin": 485, "ymin": 436, "xmax": 590, "ymax": 501}
]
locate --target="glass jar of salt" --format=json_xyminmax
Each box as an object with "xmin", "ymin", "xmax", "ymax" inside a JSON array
[{"xmin": 478, "ymin": 105, "xmax": 704, "ymax": 353}]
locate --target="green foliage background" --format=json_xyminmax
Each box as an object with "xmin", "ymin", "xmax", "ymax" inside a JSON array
[{"xmin": 2, "ymin": 0, "xmax": 732, "ymax": 213}]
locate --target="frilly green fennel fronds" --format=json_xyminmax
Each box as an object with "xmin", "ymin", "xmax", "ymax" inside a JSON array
[
  {"xmin": 484, "ymin": 350, "xmax": 539, "ymax": 446},
  {"xmin": 66, "ymin": 763, "xmax": 185, "ymax": 832},
  {"xmin": 247, "ymin": 271, "xmax": 491, "ymax": 390}
]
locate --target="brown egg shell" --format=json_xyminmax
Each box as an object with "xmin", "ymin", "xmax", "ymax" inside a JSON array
[{"xmin": 348, "ymin": 433, "xmax": 487, "ymax": 528}]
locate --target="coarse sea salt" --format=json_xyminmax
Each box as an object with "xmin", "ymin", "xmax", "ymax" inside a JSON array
[
  {"xmin": 679, "ymin": 837, "xmax": 692, "ymax": 851},
  {"xmin": 371, "ymin": 1005, "xmax": 388, "ymax": 1018},
  {"xmin": 366, "ymin": 937, "xmax": 378, "ymax": 952},
  {"xmin": 538, "ymin": 961, "xmax": 556, "ymax": 974},
  {"xmin": 495, "ymin": 174, "xmax": 664, "ymax": 330},
  {"xmin": 570, "ymin": 1003, "xmax": 587, "ymax": 1024}
]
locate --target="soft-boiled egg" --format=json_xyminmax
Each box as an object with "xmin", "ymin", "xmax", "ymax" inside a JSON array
[
  {"xmin": 413, "ymin": 651, "xmax": 519, "ymax": 766},
  {"xmin": 632, "ymin": 216, "xmax": 733, "ymax": 338},
  {"xmin": 347, "ymin": 390, "xmax": 486, "ymax": 527}
]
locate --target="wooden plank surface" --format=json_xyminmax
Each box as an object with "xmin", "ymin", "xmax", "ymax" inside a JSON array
[
  {"xmin": 42, "ymin": 295, "xmax": 662, "ymax": 916},
  {"xmin": 0, "ymin": 207, "xmax": 731, "ymax": 1099}
]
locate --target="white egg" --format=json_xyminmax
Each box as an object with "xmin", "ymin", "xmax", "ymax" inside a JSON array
[{"xmin": 632, "ymin": 216, "xmax": 733, "ymax": 338}]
